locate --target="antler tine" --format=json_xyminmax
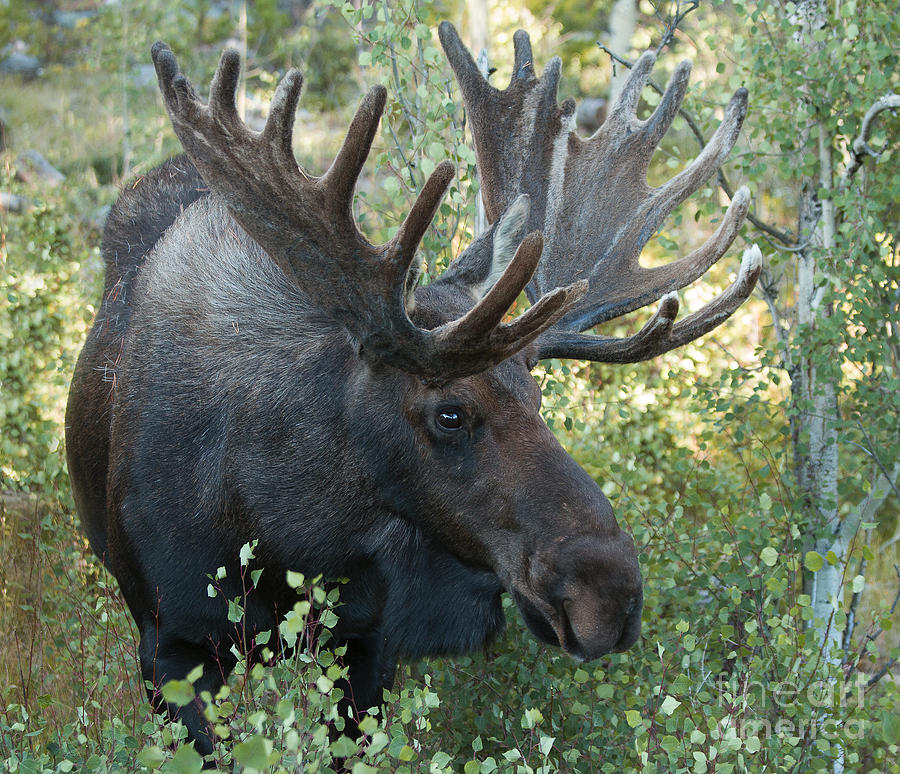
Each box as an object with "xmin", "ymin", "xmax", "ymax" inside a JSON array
[
  {"xmin": 433, "ymin": 272, "xmax": 588, "ymax": 366},
  {"xmin": 607, "ymin": 51, "xmax": 657, "ymax": 126},
  {"xmin": 438, "ymin": 21, "xmax": 496, "ymax": 103},
  {"xmin": 643, "ymin": 60, "xmax": 692, "ymax": 147},
  {"xmin": 538, "ymin": 246, "xmax": 761, "ymax": 362},
  {"xmin": 262, "ymin": 69, "xmax": 305, "ymax": 161},
  {"xmin": 567, "ymin": 186, "xmax": 751, "ymax": 331},
  {"xmin": 512, "ymin": 30, "xmax": 536, "ymax": 82},
  {"xmin": 649, "ymin": 88, "xmax": 748, "ymax": 229},
  {"xmin": 320, "ymin": 86, "xmax": 388, "ymax": 211},
  {"xmin": 391, "ymin": 161, "xmax": 455, "ymax": 270},
  {"xmin": 209, "ymin": 48, "xmax": 242, "ymax": 127},
  {"xmin": 152, "ymin": 42, "xmax": 201, "ymax": 117},
  {"xmin": 452, "ymin": 232, "xmax": 545, "ymax": 338},
  {"xmin": 493, "ymin": 283, "xmax": 587, "ymax": 347}
]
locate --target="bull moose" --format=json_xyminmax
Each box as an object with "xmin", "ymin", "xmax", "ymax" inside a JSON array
[{"xmin": 65, "ymin": 22, "xmax": 760, "ymax": 755}]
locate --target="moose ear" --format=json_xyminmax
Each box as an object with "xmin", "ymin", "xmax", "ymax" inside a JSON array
[{"xmin": 470, "ymin": 194, "xmax": 531, "ymax": 301}]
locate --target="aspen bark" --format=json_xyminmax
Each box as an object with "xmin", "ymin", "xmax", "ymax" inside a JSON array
[
  {"xmin": 608, "ymin": 0, "xmax": 638, "ymax": 106},
  {"xmin": 791, "ymin": 2, "xmax": 845, "ymax": 770}
]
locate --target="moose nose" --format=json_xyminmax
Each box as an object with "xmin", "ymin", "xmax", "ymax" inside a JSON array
[
  {"xmin": 560, "ymin": 586, "xmax": 643, "ymax": 660},
  {"xmin": 543, "ymin": 532, "xmax": 643, "ymax": 660}
]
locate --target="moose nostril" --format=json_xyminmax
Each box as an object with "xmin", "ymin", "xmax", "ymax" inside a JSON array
[
  {"xmin": 614, "ymin": 593, "xmax": 643, "ymax": 652},
  {"xmin": 623, "ymin": 593, "xmax": 640, "ymax": 618}
]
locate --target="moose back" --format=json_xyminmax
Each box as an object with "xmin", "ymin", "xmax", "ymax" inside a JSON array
[{"xmin": 66, "ymin": 22, "xmax": 759, "ymax": 755}]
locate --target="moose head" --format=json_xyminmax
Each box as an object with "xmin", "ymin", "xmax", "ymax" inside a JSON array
[{"xmin": 65, "ymin": 22, "xmax": 759, "ymax": 757}]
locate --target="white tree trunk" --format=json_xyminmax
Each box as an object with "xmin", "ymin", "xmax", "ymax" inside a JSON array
[
  {"xmin": 466, "ymin": 0, "xmax": 489, "ymax": 68},
  {"xmin": 791, "ymin": 3, "xmax": 846, "ymax": 772},
  {"xmin": 608, "ymin": 0, "xmax": 638, "ymax": 106}
]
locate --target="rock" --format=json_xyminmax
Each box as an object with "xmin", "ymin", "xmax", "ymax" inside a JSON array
[
  {"xmin": 0, "ymin": 192, "xmax": 33, "ymax": 213},
  {"xmin": 0, "ymin": 51, "xmax": 41, "ymax": 79},
  {"xmin": 131, "ymin": 63, "xmax": 157, "ymax": 89},
  {"xmin": 16, "ymin": 150, "xmax": 65, "ymax": 186},
  {"xmin": 51, "ymin": 8, "xmax": 98, "ymax": 29},
  {"xmin": 576, "ymin": 97, "xmax": 607, "ymax": 135}
]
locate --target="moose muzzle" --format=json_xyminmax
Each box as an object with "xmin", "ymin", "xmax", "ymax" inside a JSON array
[{"xmin": 513, "ymin": 529, "xmax": 643, "ymax": 662}]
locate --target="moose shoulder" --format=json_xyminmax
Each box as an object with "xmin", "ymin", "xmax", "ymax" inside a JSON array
[{"xmin": 66, "ymin": 23, "xmax": 760, "ymax": 756}]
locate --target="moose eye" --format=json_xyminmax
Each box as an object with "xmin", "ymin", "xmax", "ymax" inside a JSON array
[{"xmin": 435, "ymin": 408, "xmax": 463, "ymax": 432}]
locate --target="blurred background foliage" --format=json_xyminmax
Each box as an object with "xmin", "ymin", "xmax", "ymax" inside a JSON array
[{"xmin": 0, "ymin": 0, "xmax": 897, "ymax": 772}]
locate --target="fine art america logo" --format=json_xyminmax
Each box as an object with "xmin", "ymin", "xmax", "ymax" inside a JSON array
[{"xmin": 713, "ymin": 673, "xmax": 870, "ymax": 741}]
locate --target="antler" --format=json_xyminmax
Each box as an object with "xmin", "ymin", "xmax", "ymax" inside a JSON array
[
  {"xmin": 439, "ymin": 23, "xmax": 761, "ymax": 363},
  {"xmin": 151, "ymin": 43, "xmax": 585, "ymax": 380}
]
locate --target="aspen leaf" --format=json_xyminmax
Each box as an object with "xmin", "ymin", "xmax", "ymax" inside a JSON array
[{"xmin": 805, "ymin": 551, "xmax": 824, "ymax": 572}]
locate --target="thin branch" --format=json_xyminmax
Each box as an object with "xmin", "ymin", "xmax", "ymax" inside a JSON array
[
  {"xmin": 854, "ymin": 421, "xmax": 900, "ymax": 501},
  {"xmin": 842, "ymin": 555, "xmax": 866, "ymax": 654},
  {"xmin": 762, "ymin": 232, "xmax": 814, "ymax": 253},
  {"xmin": 846, "ymin": 564, "xmax": 900, "ymax": 688},
  {"xmin": 596, "ymin": 45, "xmax": 796, "ymax": 246},
  {"xmin": 867, "ymin": 655, "xmax": 898, "ymax": 688},
  {"xmin": 653, "ymin": 0, "xmax": 700, "ymax": 55},
  {"xmin": 841, "ymin": 93, "xmax": 900, "ymax": 188}
]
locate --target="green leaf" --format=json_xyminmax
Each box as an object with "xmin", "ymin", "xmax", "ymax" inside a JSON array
[
  {"xmin": 596, "ymin": 683, "xmax": 614, "ymax": 699},
  {"xmin": 161, "ymin": 679, "xmax": 195, "ymax": 708},
  {"xmin": 233, "ymin": 734, "xmax": 273, "ymax": 770},
  {"xmin": 357, "ymin": 714, "xmax": 378, "ymax": 735},
  {"xmin": 186, "ymin": 664, "xmax": 203, "ymax": 683},
  {"xmin": 239, "ymin": 540, "xmax": 256, "ymax": 567},
  {"xmin": 330, "ymin": 734, "xmax": 359, "ymax": 758},
  {"xmin": 660, "ymin": 695, "xmax": 681, "ymax": 716},
  {"xmin": 431, "ymin": 751, "xmax": 452, "ymax": 769},
  {"xmin": 367, "ymin": 731, "xmax": 389, "ymax": 756},
  {"xmin": 137, "ymin": 746, "xmax": 166, "ymax": 768},
  {"xmin": 851, "ymin": 574, "xmax": 865, "ymax": 593},
  {"xmin": 286, "ymin": 570, "xmax": 305, "ymax": 588},
  {"xmin": 625, "ymin": 710, "xmax": 643, "ymax": 728},
  {"xmin": 480, "ymin": 758, "xmax": 498, "ymax": 774},
  {"xmin": 805, "ymin": 551, "xmax": 824, "ymax": 572},
  {"xmin": 760, "ymin": 546, "xmax": 778, "ymax": 566},
  {"xmin": 162, "ymin": 745, "xmax": 203, "ymax": 774},
  {"xmin": 521, "ymin": 707, "xmax": 543, "ymax": 729}
]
